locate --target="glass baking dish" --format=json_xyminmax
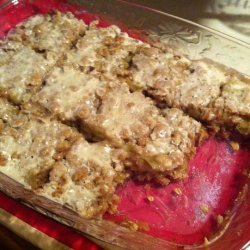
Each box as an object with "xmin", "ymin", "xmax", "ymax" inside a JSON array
[{"xmin": 0, "ymin": 0, "xmax": 249, "ymax": 249}]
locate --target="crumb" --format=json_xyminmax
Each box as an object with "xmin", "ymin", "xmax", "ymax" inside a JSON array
[
  {"xmin": 242, "ymin": 169, "xmax": 250, "ymax": 178},
  {"xmin": 236, "ymin": 184, "xmax": 248, "ymax": 202},
  {"xmin": 108, "ymin": 203, "xmax": 118, "ymax": 214},
  {"xmin": 112, "ymin": 194, "xmax": 121, "ymax": 204},
  {"xmin": 121, "ymin": 220, "xmax": 139, "ymax": 231},
  {"xmin": 156, "ymin": 175, "xmax": 171, "ymax": 185},
  {"xmin": 174, "ymin": 187, "xmax": 182, "ymax": 196},
  {"xmin": 203, "ymin": 237, "xmax": 210, "ymax": 247},
  {"xmin": 147, "ymin": 195, "xmax": 154, "ymax": 202},
  {"xmin": 108, "ymin": 194, "xmax": 120, "ymax": 214},
  {"xmin": 200, "ymin": 204, "xmax": 209, "ymax": 214},
  {"xmin": 230, "ymin": 141, "xmax": 240, "ymax": 151},
  {"xmin": 121, "ymin": 219, "xmax": 149, "ymax": 232},
  {"xmin": 137, "ymin": 221, "xmax": 149, "ymax": 232}
]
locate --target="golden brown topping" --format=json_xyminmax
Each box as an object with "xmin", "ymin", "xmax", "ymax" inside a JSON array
[
  {"xmin": 72, "ymin": 167, "xmax": 88, "ymax": 184},
  {"xmin": 0, "ymin": 152, "xmax": 7, "ymax": 166},
  {"xmin": 28, "ymin": 166, "xmax": 52, "ymax": 189}
]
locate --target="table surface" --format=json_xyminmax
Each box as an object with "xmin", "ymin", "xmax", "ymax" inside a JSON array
[{"xmin": 0, "ymin": 224, "xmax": 39, "ymax": 250}]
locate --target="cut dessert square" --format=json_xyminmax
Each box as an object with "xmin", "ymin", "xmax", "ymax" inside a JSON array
[
  {"xmin": 0, "ymin": 42, "xmax": 55, "ymax": 104},
  {"xmin": 65, "ymin": 23, "xmax": 147, "ymax": 79},
  {"xmin": 129, "ymin": 46, "xmax": 193, "ymax": 93},
  {"xmin": 8, "ymin": 11, "xmax": 86, "ymax": 56},
  {"xmin": 129, "ymin": 46, "xmax": 250, "ymax": 136},
  {"xmin": 32, "ymin": 66, "xmax": 109, "ymax": 121},
  {"xmin": 219, "ymin": 77, "xmax": 250, "ymax": 117},
  {"xmin": 80, "ymin": 83, "xmax": 160, "ymax": 146},
  {"xmin": 0, "ymin": 99, "xmax": 126, "ymax": 218},
  {"xmin": 213, "ymin": 76, "xmax": 250, "ymax": 135},
  {"xmin": 131, "ymin": 49, "xmax": 227, "ymax": 114},
  {"xmin": 0, "ymin": 11, "xmax": 87, "ymax": 105}
]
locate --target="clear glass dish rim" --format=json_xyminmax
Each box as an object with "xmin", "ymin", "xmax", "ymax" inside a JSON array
[
  {"xmin": 120, "ymin": 0, "xmax": 250, "ymax": 47},
  {"xmin": 0, "ymin": 1, "xmax": 249, "ymax": 249},
  {"xmin": 1, "ymin": 0, "xmax": 250, "ymax": 48}
]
